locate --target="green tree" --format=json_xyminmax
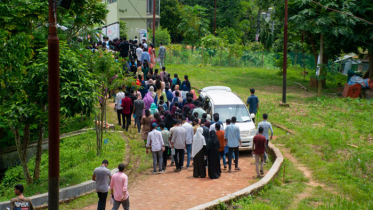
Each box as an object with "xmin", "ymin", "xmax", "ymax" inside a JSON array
[
  {"xmin": 148, "ymin": 27, "xmax": 172, "ymax": 46},
  {"xmin": 160, "ymin": 0, "xmax": 182, "ymax": 42},
  {"xmin": 289, "ymin": 0, "xmax": 357, "ymax": 94},
  {"xmin": 119, "ymin": 20, "xmax": 128, "ymax": 38},
  {"xmin": 59, "ymin": 0, "xmax": 108, "ymax": 42},
  {"xmin": 178, "ymin": 5, "xmax": 210, "ymax": 52}
]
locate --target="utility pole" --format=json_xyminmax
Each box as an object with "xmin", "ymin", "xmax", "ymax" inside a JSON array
[
  {"xmin": 48, "ymin": 0, "xmax": 60, "ymax": 209},
  {"xmin": 214, "ymin": 0, "xmax": 217, "ymax": 36},
  {"xmin": 282, "ymin": 0, "xmax": 288, "ymax": 104},
  {"xmin": 152, "ymin": 0, "xmax": 156, "ymax": 45}
]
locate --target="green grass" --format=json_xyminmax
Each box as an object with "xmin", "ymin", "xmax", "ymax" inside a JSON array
[
  {"xmin": 231, "ymin": 159, "xmax": 307, "ymax": 210},
  {"xmin": 166, "ymin": 64, "xmax": 373, "ymax": 209},
  {"xmin": 0, "ymin": 114, "xmax": 94, "ymax": 150},
  {"xmin": 0, "ymin": 130, "xmax": 126, "ymax": 202}
]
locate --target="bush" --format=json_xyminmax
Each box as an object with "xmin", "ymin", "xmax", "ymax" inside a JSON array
[
  {"xmin": 148, "ymin": 27, "xmax": 171, "ymax": 47},
  {"xmin": 0, "ymin": 131, "xmax": 126, "ymax": 201}
]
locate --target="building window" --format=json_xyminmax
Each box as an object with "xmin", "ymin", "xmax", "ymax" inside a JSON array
[
  {"xmin": 108, "ymin": 0, "xmax": 116, "ymax": 3},
  {"xmin": 146, "ymin": 0, "xmax": 160, "ymax": 15}
]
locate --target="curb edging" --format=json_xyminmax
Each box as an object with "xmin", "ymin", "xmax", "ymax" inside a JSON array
[{"xmin": 188, "ymin": 142, "xmax": 284, "ymax": 210}]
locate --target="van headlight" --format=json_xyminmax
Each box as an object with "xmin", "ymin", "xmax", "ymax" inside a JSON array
[{"xmin": 249, "ymin": 128, "xmax": 257, "ymax": 137}]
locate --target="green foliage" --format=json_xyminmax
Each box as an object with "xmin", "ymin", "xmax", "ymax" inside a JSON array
[
  {"xmin": 274, "ymin": 53, "xmax": 292, "ymax": 73},
  {"xmin": 160, "ymin": 0, "xmax": 182, "ymax": 41},
  {"xmin": 0, "ymin": 131, "xmax": 126, "ymax": 201},
  {"xmin": 59, "ymin": 0, "xmax": 108, "ymax": 42},
  {"xmin": 28, "ymin": 43, "xmax": 99, "ymax": 117},
  {"xmin": 217, "ymin": 27, "xmax": 242, "ymax": 44},
  {"xmin": 246, "ymin": 42, "xmax": 264, "ymax": 52},
  {"xmin": 148, "ymin": 27, "xmax": 172, "ymax": 46},
  {"xmin": 178, "ymin": 5, "xmax": 210, "ymax": 47},
  {"xmin": 119, "ymin": 20, "xmax": 128, "ymax": 39}
]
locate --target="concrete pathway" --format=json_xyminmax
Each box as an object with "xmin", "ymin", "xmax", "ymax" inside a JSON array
[{"xmin": 80, "ymin": 152, "xmax": 264, "ymax": 210}]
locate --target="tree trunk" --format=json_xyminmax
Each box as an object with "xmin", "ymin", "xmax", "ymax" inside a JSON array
[
  {"xmin": 294, "ymin": 50, "xmax": 297, "ymax": 67},
  {"xmin": 34, "ymin": 117, "xmax": 45, "ymax": 180},
  {"xmin": 10, "ymin": 125, "xmax": 33, "ymax": 184},
  {"xmin": 318, "ymin": 34, "xmax": 323, "ymax": 97}
]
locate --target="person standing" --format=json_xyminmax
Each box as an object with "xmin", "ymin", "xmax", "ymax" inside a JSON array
[
  {"xmin": 192, "ymin": 118, "xmax": 200, "ymax": 134},
  {"xmin": 115, "ymin": 87, "xmax": 125, "ymax": 126},
  {"xmin": 121, "ymin": 92, "xmax": 133, "ymax": 132},
  {"xmin": 160, "ymin": 66, "xmax": 168, "ymax": 82},
  {"xmin": 192, "ymin": 102, "xmax": 206, "ymax": 120},
  {"xmin": 158, "ymin": 42, "xmax": 166, "ymax": 68},
  {"xmin": 159, "ymin": 122, "xmax": 170, "ymax": 171},
  {"xmin": 182, "ymin": 117, "xmax": 194, "ymax": 169},
  {"xmin": 209, "ymin": 113, "xmax": 224, "ymax": 131},
  {"xmin": 140, "ymin": 48, "xmax": 151, "ymax": 65},
  {"xmin": 215, "ymin": 123, "xmax": 227, "ymax": 169},
  {"xmin": 141, "ymin": 110, "xmax": 153, "ymax": 145},
  {"xmin": 10, "ymin": 184, "xmax": 34, "ymax": 210},
  {"xmin": 170, "ymin": 120, "xmax": 187, "ymax": 172},
  {"xmin": 92, "ymin": 160, "xmax": 112, "ymax": 210},
  {"xmin": 136, "ymin": 44, "xmax": 143, "ymax": 65},
  {"xmin": 206, "ymin": 130, "xmax": 221, "ymax": 179},
  {"xmin": 257, "ymin": 113, "xmax": 273, "ymax": 163},
  {"xmin": 181, "ymin": 75, "xmax": 191, "ymax": 92},
  {"xmin": 146, "ymin": 123, "xmax": 165, "ymax": 174},
  {"xmin": 133, "ymin": 93, "xmax": 144, "ymax": 134},
  {"xmin": 225, "ymin": 116, "xmax": 241, "ymax": 172},
  {"xmin": 252, "ymin": 127, "xmax": 267, "ymax": 178},
  {"xmin": 246, "ymin": 88, "xmax": 259, "ymax": 123},
  {"xmin": 128, "ymin": 89, "xmax": 137, "ymax": 127},
  {"xmin": 192, "ymin": 127, "xmax": 206, "ymax": 178},
  {"xmin": 110, "ymin": 163, "xmax": 129, "ymax": 210},
  {"xmin": 118, "ymin": 37, "xmax": 130, "ymax": 60}
]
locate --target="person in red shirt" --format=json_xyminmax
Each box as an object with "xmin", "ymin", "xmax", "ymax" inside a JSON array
[
  {"xmin": 121, "ymin": 91, "xmax": 133, "ymax": 131},
  {"xmin": 252, "ymin": 127, "xmax": 267, "ymax": 178},
  {"xmin": 215, "ymin": 123, "xmax": 227, "ymax": 169}
]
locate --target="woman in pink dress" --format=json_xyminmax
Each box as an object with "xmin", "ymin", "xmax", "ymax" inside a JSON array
[{"xmin": 149, "ymin": 44, "xmax": 156, "ymax": 68}]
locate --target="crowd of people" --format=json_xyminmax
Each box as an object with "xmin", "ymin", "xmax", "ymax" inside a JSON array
[{"xmin": 8, "ymin": 36, "xmax": 275, "ymax": 210}]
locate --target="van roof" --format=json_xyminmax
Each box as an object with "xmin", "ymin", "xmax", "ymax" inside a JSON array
[
  {"xmin": 205, "ymin": 91, "xmax": 244, "ymax": 105},
  {"xmin": 201, "ymin": 86, "xmax": 231, "ymax": 92}
]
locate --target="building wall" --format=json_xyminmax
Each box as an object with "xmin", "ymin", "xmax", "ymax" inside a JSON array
[
  {"xmin": 105, "ymin": 0, "xmax": 160, "ymax": 40},
  {"xmin": 121, "ymin": 18, "xmax": 147, "ymax": 39},
  {"xmin": 106, "ymin": 2, "xmax": 118, "ymax": 25}
]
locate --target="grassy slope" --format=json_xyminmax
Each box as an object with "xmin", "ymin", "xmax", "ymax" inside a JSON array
[
  {"xmin": 0, "ymin": 131, "xmax": 126, "ymax": 202},
  {"xmin": 166, "ymin": 64, "xmax": 373, "ymax": 209}
]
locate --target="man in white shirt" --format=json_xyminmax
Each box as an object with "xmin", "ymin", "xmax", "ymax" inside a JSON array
[
  {"xmin": 146, "ymin": 123, "xmax": 165, "ymax": 174},
  {"xmin": 142, "ymin": 39, "xmax": 148, "ymax": 49},
  {"xmin": 182, "ymin": 117, "xmax": 194, "ymax": 169},
  {"xmin": 114, "ymin": 87, "xmax": 125, "ymax": 126},
  {"xmin": 170, "ymin": 120, "xmax": 187, "ymax": 172},
  {"xmin": 136, "ymin": 44, "xmax": 143, "ymax": 64},
  {"xmin": 133, "ymin": 36, "xmax": 139, "ymax": 44}
]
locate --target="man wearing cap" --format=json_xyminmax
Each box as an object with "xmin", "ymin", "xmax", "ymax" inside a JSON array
[{"xmin": 146, "ymin": 123, "xmax": 165, "ymax": 174}]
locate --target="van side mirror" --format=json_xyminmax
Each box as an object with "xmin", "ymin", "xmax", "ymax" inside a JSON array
[{"xmin": 250, "ymin": 113, "xmax": 256, "ymax": 119}]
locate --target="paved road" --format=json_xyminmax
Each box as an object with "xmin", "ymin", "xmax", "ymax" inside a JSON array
[{"xmin": 80, "ymin": 151, "xmax": 266, "ymax": 210}]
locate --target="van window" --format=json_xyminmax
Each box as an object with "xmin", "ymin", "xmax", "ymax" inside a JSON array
[{"xmin": 213, "ymin": 104, "xmax": 251, "ymax": 122}]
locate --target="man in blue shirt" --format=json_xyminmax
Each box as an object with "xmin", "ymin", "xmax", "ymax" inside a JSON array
[
  {"xmin": 246, "ymin": 88, "xmax": 259, "ymax": 123},
  {"xmin": 224, "ymin": 116, "xmax": 241, "ymax": 172},
  {"xmin": 140, "ymin": 47, "xmax": 151, "ymax": 65}
]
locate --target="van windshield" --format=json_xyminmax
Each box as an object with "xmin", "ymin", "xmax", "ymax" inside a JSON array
[{"xmin": 213, "ymin": 104, "xmax": 251, "ymax": 122}]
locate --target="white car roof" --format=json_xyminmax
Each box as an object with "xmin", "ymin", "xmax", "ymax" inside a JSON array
[
  {"xmin": 205, "ymin": 91, "xmax": 244, "ymax": 105},
  {"xmin": 201, "ymin": 86, "xmax": 231, "ymax": 92}
]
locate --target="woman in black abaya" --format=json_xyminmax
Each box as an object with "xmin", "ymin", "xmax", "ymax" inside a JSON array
[{"xmin": 206, "ymin": 130, "xmax": 221, "ymax": 179}]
